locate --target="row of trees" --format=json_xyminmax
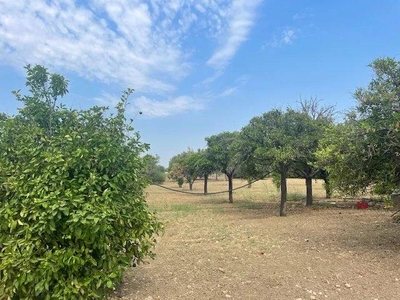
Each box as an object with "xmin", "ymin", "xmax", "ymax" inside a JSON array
[{"xmin": 168, "ymin": 57, "xmax": 400, "ymax": 217}]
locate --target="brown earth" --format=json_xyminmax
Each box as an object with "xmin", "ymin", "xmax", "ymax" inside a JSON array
[{"xmin": 110, "ymin": 178, "xmax": 400, "ymax": 300}]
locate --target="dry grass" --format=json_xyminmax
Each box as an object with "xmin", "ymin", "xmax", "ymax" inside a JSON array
[{"xmin": 111, "ymin": 178, "xmax": 400, "ymax": 300}]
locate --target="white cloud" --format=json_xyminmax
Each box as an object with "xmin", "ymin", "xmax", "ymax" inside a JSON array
[
  {"xmin": 207, "ymin": 0, "xmax": 262, "ymax": 69},
  {"xmin": 93, "ymin": 91, "xmax": 204, "ymax": 118},
  {"xmin": 268, "ymin": 28, "xmax": 298, "ymax": 48},
  {"xmin": 133, "ymin": 96, "xmax": 204, "ymax": 118},
  {"xmin": 282, "ymin": 29, "xmax": 296, "ymax": 44},
  {"xmin": 94, "ymin": 92, "xmax": 120, "ymax": 108},
  {"xmin": 0, "ymin": 0, "xmax": 262, "ymax": 116},
  {"xmin": 220, "ymin": 87, "xmax": 237, "ymax": 97}
]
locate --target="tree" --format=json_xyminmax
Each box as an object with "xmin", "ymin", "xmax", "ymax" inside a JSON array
[
  {"xmin": 0, "ymin": 65, "xmax": 162, "ymax": 299},
  {"xmin": 168, "ymin": 150, "xmax": 199, "ymax": 190},
  {"xmin": 195, "ymin": 149, "xmax": 215, "ymax": 195},
  {"xmin": 294, "ymin": 97, "xmax": 335, "ymax": 205},
  {"xmin": 143, "ymin": 154, "xmax": 166, "ymax": 184},
  {"xmin": 241, "ymin": 109, "xmax": 317, "ymax": 216},
  {"xmin": 317, "ymin": 57, "xmax": 400, "ymax": 196},
  {"xmin": 206, "ymin": 131, "xmax": 242, "ymax": 203}
]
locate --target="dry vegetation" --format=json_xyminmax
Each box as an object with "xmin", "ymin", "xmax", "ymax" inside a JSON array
[{"xmin": 111, "ymin": 178, "xmax": 400, "ymax": 300}]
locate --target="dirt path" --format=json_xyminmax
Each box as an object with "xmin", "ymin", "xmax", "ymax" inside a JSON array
[{"xmin": 110, "ymin": 180, "xmax": 400, "ymax": 300}]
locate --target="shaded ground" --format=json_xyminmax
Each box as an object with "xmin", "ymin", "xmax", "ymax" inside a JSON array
[{"xmin": 110, "ymin": 179, "xmax": 400, "ymax": 300}]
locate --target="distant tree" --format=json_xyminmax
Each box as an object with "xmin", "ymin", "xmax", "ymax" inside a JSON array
[
  {"xmin": 206, "ymin": 131, "xmax": 242, "ymax": 203},
  {"xmin": 241, "ymin": 109, "xmax": 317, "ymax": 216},
  {"xmin": 298, "ymin": 96, "xmax": 335, "ymax": 123},
  {"xmin": 168, "ymin": 162, "xmax": 185, "ymax": 187},
  {"xmin": 294, "ymin": 97, "xmax": 335, "ymax": 205},
  {"xmin": 195, "ymin": 149, "xmax": 215, "ymax": 194},
  {"xmin": 168, "ymin": 150, "xmax": 199, "ymax": 190},
  {"xmin": 143, "ymin": 154, "xmax": 166, "ymax": 184}
]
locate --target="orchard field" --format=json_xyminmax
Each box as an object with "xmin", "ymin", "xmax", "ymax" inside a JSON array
[{"xmin": 110, "ymin": 178, "xmax": 400, "ymax": 300}]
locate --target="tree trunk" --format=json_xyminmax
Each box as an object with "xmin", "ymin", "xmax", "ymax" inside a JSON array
[
  {"xmin": 280, "ymin": 170, "xmax": 287, "ymax": 216},
  {"xmin": 324, "ymin": 178, "xmax": 331, "ymax": 199},
  {"xmin": 189, "ymin": 181, "xmax": 193, "ymax": 191},
  {"xmin": 228, "ymin": 174, "xmax": 233, "ymax": 203},
  {"xmin": 204, "ymin": 174, "xmax": 208, "ymax": 195},
  {"xmin": 305, "ymin": 176, "xmax": 313, "ymax": 206}
]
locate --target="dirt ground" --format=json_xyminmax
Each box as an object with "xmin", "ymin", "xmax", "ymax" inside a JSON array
[{"xmin": 110, "ymin": 178, "xmax": 400, "ymax": 300}]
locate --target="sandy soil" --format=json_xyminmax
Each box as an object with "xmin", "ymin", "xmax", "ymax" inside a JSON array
[{"xmin": 110, "ymin": 179, "xmax": 400, "ymax": 300}]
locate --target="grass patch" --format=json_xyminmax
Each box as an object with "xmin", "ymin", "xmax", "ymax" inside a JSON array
[
  {"xmin": 235, "ymin": 201, "xmax": 265, "ymax": 210},
  {"xmin": 169, "ymin": 203, "xmax": 198, "ymax": 214},
  {"xmin": 212, "ymin": 206, "xmax": 225, "ymax": 214},
  {"xmin": 287, "ymin": 193, "xmax": 304, "ymax": 202}
]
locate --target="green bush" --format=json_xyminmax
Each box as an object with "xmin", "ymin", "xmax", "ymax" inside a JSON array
[
  {"xmin": 177, "ymin": 177, "xmax": 184, "ymax": 187},
  {"xmin": 0, "ymin": 65, "xmax": 162, "ymax": 299}
]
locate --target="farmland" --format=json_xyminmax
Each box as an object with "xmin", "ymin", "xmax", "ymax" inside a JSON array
[{"xmin": 111, "ymin": 179, "xmax": 400, "ymax": 300}]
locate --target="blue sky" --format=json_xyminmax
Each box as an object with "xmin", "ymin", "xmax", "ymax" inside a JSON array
[{"xmin": 1, "ymin": 0, "xmax": 399, "ymax": 166}]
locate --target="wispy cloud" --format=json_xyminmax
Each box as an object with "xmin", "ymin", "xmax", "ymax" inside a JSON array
[
  {"xmin": 220, "ymin": 87, "xmax": 237, "ymax": 97},
  {"xmin": 94, "ymin": 91, "xmax": 204, "ymax": 118},
  {"xmin": 133, "ymin": 96, "xmax": 204, "ymax": 118},
  {"xmin": 268, "ymin": 28, "xmax": 298, "ymax": 48},
  {"xmin": 207, "ymin": 0, "xmax": 262, "ymax": 69},
  {"xmin": 0, "ymin": 0, "xmax": 262, "ymax": 117}
]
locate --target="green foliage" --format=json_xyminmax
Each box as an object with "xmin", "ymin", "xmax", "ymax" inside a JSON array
[
  {"xmin": 0, "ymin": 65, "xmax": 162, "ymax": 299},
  {"xmin": 206, "ymin": 131, "xmax": 243, "ymax": 202},
  {"xmin": 168, "ymin": 150, "xmax": 200, "ymax": 190},
  {"xmin": 317, "ymin": 57, "xmax": 400, "ymax": 196},
  {"xmin": 206, "ymin": 131, "xmax": 242, "ymax": 176},
  {"xmin": 195, "ymin": 149, "xmax": 215, "ymax": 177},
  {"xmin": 143, "ymin": 154, "xmax": 166, "ymax": 184},
  {"xmin": 241, "ymin": 109, "xmax": 319, "ymax": 215},
  {"xmin": 177, "ymin": 177, "xmax": 184, "ymax": 187}
]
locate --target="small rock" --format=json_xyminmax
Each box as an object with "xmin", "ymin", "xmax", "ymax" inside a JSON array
[
  {"xmin": 335, "ymin": 284, "xmax": 341, "ymax": 288},
  {"xmin": 295, "ymin": 298, "xmax": 303, "ymax": 300},
  {"xmin": 218, "ymin": 268, "xmax": 225, "ymax": 273},
  {"xmin": 225, "ymin": 295, "xmax": 231, "ymax": 298},
  {"xmin": 345, "ymin": 283, "xmax": 351, "ymax": 288},
  {"xmin": 310, "ymin": 296, "xmax": 316, "ymax": 300},
  {"xmin": 395, "ymin": 278, "xmax": 399, "ymax": 282}
]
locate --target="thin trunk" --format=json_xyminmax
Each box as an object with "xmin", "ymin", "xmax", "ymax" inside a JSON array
[
  {"xmin": 204, "ymin": 174, "xmax": 208, "ymax": 195},
  {"xmin": 228, "ymin": 174, "xmax": 233, "ymax": 203},
  {"xmin": 189, "ymin": 181, "xmax": 193, "ymax": 191},
  {"xmin": 324, "ymin": 178, "xmax": 331, "ymax": 199},
  {"xmin": 305, "ymin": 176, "xmax": 313, "ymax": 206},
  {"xmin": 280, "ymin": 170, "xmax": 287, "ymax": 216}
]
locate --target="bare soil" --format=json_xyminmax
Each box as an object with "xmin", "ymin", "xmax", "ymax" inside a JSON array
[{"xmin": 110, "ymin": 179, "xmax": 400, "ymax": 300}]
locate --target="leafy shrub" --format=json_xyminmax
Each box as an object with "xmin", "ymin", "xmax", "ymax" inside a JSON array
[
  {"xmin": 177, "ymin": 177, "xmax": 184, "ymax": 187},
  {"xmin": 0, "ymin": 65, "xmax": 162, "ymax": 299},
  {"xmin": 143, "ymin": 154, "xmax": 166, "ymax": 184}
]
